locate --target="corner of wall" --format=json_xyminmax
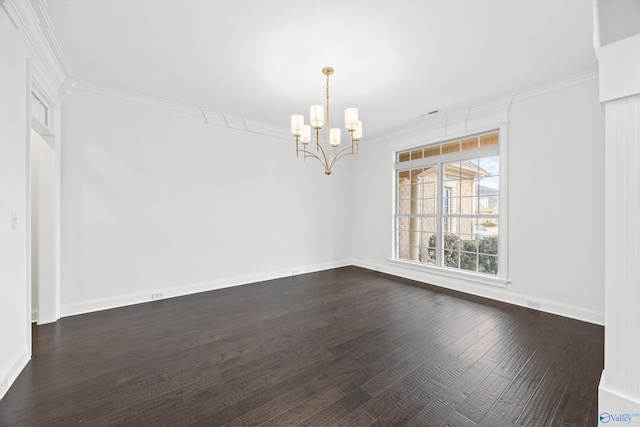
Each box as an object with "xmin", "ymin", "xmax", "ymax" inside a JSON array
[
  {"xmin": 352, "ymin": 259, "xmax": 604, "ymax": 326},
  {"xmin": 0, "ymin": 345, "xmax": 29, "ymax": 400}
]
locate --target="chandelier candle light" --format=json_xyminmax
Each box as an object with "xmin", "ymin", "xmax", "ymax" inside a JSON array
[{"xmin": 290, "ymin": 67, "xmax": 362, "ymax": 175}]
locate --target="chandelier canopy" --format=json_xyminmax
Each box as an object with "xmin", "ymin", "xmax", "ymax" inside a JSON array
[{"xmin": 290, "ymin": 67, "xmax": 362, "ymax": 175}]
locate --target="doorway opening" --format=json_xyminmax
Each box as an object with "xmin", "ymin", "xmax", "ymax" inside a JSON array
[{"xmin": 29, "ymin": 78, "xmax": 60, "ymax": 327}]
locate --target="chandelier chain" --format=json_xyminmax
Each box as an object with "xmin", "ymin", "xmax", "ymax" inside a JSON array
[
  {"xmin": 326, "ymin": 72, "xmax": 330, "ymax": 154},
  {"xmin": 326, "ymin": 73, "xmax": 330, "ymax": 104}
]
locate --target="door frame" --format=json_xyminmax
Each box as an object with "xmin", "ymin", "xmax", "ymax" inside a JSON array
[{"xmin": 26, "ymin": 59, "xmax": 61, "ymax": 331}]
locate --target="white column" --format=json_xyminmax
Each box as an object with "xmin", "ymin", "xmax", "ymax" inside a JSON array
[
  {"xmin": 596, "ymin": 4, "xmax": 640, "ymax": 420},
  {"xmin": 599, "ymin": 94, "xmax": 640, "ymax": 421}
]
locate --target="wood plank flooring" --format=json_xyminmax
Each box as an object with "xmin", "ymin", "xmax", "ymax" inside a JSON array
[{"xmin": 0, "ymin": 267, "xmax": 604, "ymax": 426}]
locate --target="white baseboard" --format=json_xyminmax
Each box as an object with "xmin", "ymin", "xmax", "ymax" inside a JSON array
[
  {"xmin": 60, "ymin": 259, "xmax": 352, "ymax": 318},
  {"xmin": 0, "ymin": 345, "xmax": 30, "ymax": 400},
  {"xmin": 352, "ymin": 259, "xmax": 605, "ymax": 326},
  {"xmin": 599, "ymin": 371, "xmax": 640, "ymax": 425},
  {"xmin": 31, "ymin": 309, "xmax": 37, "ymax": 323},
  {"xmin": 59, "ymin": 258, "xmax": 604, "ymax": 325}
]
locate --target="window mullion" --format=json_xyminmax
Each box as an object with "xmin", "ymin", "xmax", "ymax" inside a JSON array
[{"xmin": 436, "ymin": 161, "xmax": 443, "ymax": 268}]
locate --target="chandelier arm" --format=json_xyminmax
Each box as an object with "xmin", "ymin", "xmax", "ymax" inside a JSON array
[
  {"xmin": 328, "ymin": 146, "xmax": 357, "ymax": 170},
  {"xmin": 314, "ymin": 136, "xmax": 331, "ymax": 166},
  {"xmin": 298, "ymin": 148, "xmax": 329, "ymax": 170},
  {"xmin": 330, "ymin": 143, "xmax": 357, "ymax": 161}
]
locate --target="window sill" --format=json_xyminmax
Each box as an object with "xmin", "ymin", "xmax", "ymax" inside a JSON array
[{"xmin": 387, "ymin": 258, "xmax": 510, "ymax": 288}]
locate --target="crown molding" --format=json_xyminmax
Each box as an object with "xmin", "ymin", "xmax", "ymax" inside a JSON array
[
  {"xmin": 1, "ymin": 0, "xmax": 71, "ymax": 92},
  {"xmin": 31, "ymin": 0, "xmax": 73, "ymax": 79},
  {"xmin": 58, "ymin": 77, "xmax": 77, "ymax": 100},
  {"xmin": 70, "ymin": 68, "xmax": 599, "ymax": 146},
  {"xmin": 243, "ymin": 118, "xmax": 290, "ymax": 140},
  {"xmin": 513, "ymin": 68, "xmax": 599, "ymax": 102},
  {"xmin": 73, "ymin": 81, "xmax": 203, "ymax": 121},
  {"xmin": 0, "ymin": 0, "xmax": 25, "ymax": 29},
  {"xmin": 385, "ymin": 94, "xmax": 515, "ymax": 152},
  {"xmin": 372, "ymin": 69, "xmax": 599, "ymax": 147},
  {"xmin": 71, "ymin": 82, "xmax": 291, "ymax": 140},
  {"xmin": 201, "ymin": 109, "xmax": 290, "ymax": 140}
]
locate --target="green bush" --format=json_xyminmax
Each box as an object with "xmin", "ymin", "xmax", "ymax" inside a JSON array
[{"xmin": 425, "ymin": 234, "xmax": 498, "ymax": 274}]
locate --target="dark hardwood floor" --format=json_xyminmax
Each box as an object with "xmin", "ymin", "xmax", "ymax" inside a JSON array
[{"xmin": 0, "ymin": 267, "xmax": 603, "ymax": 426}]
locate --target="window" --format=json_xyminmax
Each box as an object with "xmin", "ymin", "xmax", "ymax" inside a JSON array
[
  {"xmin": 395, "ymin": 131, "xmax": 501, "ymax": 277},
  {"xmin": 31, "ymin": 92, "xmax": 49, "ymax": 126}
]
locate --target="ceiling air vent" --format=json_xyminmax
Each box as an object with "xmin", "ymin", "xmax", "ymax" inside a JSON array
[{"xmin": 419, "ymin": 109, "xmax": 441, "ymax": 118}]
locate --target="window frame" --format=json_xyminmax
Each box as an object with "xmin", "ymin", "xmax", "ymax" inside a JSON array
[{"xmin": 390, "ymin": 128, "xmax": 509, "ymax": 288}]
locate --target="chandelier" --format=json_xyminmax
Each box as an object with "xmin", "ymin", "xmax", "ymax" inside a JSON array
[{"xmin": 290, "ymin": 67, "xmax": 362, "ymax": 175}]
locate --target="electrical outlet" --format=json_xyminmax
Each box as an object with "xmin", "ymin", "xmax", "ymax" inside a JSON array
[
  {"xmin": 292, "ymin": 270, "xmax": 298, "ymax": 276},
  {"xmin": 151, "ymin": 293, "xmax": 163, "ymax": 300},
  {"xmin": 526, "ymin": 300, "xmax": 540, "ymax": 309}
]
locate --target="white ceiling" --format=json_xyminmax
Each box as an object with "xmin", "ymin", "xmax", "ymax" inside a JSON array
[{"xmin": 46, "ymin": 0, "xmax": 598, "ymax": 138}]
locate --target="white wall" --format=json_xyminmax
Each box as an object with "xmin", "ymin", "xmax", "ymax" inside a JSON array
[
  {"xmin": 0, "ymin": 7, "xmax": 31, "ymax": 399},
  {"xmin": 60, "ymin": 87, "xmax": 353, "ymax": 316},
  {"xmin": 352, "ymin": 75, "xmax": 605, "ymax": 324}
]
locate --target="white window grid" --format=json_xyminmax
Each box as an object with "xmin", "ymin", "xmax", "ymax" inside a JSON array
[{"xmin": 394, "ymin": 134, "xmax": 500, "ymax": 276}]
